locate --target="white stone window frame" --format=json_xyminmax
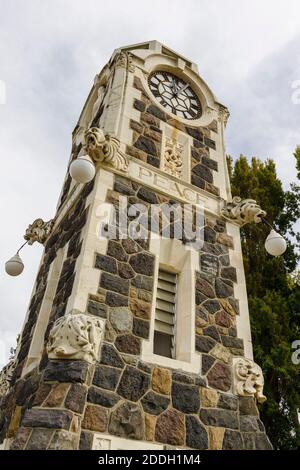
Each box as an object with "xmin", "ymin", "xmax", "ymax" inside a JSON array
[{"xmin": 141, "ymin": 237, "xmax": 201, "ymax": 374}]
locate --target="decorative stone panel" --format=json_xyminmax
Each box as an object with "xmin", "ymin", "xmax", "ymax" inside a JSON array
[
  {"xmin": 233, "ymin": 357, "xmax": 266, "ymax": 403},
  {"xmin": 47, "ymin": 314, "xmax": 105, "ymax": 363}
]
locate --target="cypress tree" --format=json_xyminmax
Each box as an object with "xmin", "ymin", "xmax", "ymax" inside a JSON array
[{"xmin": 228, "ymin": 152, "xmax": 300, "ymax": 449}]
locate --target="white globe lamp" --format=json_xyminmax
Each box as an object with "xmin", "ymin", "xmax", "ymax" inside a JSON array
[
  {"xmin": 5, "ymin": 253, "xmax": 24, "ymax": 276},
  {"xmin": 265, "ymin": 229, "xmax": 287, "ymax": 257},
  {"xmin": 69, "ymin": 155, "xmax": 96, "ymax": 184}
]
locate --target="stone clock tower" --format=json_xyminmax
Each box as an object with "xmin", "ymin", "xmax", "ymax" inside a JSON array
[{"xmin": 0, "ymin": 41, "xmax": 272, "ymax": 450}]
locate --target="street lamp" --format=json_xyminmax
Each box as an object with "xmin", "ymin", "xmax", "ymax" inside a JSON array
[
  {"xmin": 69, "ymin": 155, "xmax": 96, "ymax": 184},
  {"xmin": 5, "ymin": 241, "xmax": 28, "ymax": 277},
  {"xmin": 264, "ymin": 228, "xmax": 287, "ymax": 257},
  {"xmin": 260, "ymin": 218, "xmax": 287, "ymax": 256}
]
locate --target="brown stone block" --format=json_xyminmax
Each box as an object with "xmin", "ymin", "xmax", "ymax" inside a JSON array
[
  {"xmin": 155, "ymin": 409, "xmax": 184, "ymax": 446},
  {"xmin": 220, "ymin": 299, "xmax": 236, "ymax": 317},
  {"xmin": 10, "ymin": 427, "xmax": 32, "ymax": 450},
  {"xmin": 145, "ymin": 414, "xmax": 156, "ymax": 441},
  {"xmin": 144, "ymin": 127, "xmax": 162, "ymax": 142},
  {"xmin": 195, "ymin": 275, "xmax": 215, "ymax": 298},
  {"xmin": 216, "ymin": 232, "xmax": 234, "ymax": 249},
  {"xmin": 126, "ymin": 145, "xmax": 147, "ymax": 161},
  {"xmin": 26, "ymin": 428, "xmax": 54, "ymax": 450},
  {"xmin": 115, "ymin": 334, "xmax": 141, "ymax": 355},
  {"xmin": 215, "ymin": 310, "xmax": 232, "ymax": 328},
  {"xmin": 81, "ymin": 404, "xmax": 108, "ymax": 432},
  {"xmin": 7, "ymin": 405, "xmax": 22, "ymax": 438},
  {"xmin": 130, "ymin": 119, "xmax": 144, "ymax": 134},
  {"xmin": 209, "ymin": 427, "xmax": 225, "ymax": 450},
  {"xmin": 166, "ymin": 117, "xmax": 185, "ymax": 131},
  {"xmin": 71, "ymin": 415, "xmax": 80, "ymax": 433},
  {"xmin": 33, "ymin": 383, "xmax": 51, "ymax": 407},
  {"xmin": 65, "ymin": 383, "xmax": 87, "ymax": 414},
  {"xmin": 130, "ymin": 297, "xmax": 151, "ymax": 320},
  {"xmin": 23, "ymin": 408, "xmax": 73, "ymax": 430},
  {"xmin": 43, "ymin": 383, "xmax": 70, "ymax": 408},
  {"xmin": 141, "ymin": 112, "xmax": 160, "ymax": 128},
  {"xmin": 207, "ymin": 362, "xmax": 232, "ymax": 392},
  {"xmin": 152, "ymin": 367, "xmax": 171, "ymax": 395},
  {"xmin": 200, "ymin": 388, "xmax": 219, "ymax": 408}
]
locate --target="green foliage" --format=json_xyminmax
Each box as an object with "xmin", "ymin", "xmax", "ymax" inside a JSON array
[
  {"xmin": 294, "ymin": 147, "xmax": 300, "ymax": 180},
  {"xmin": 228, "ymin": 152, "xmax": 300, "ymax": 449}
]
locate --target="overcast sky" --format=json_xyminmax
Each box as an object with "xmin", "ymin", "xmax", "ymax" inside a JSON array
[{"xmin": 0, "ymin": 0, "xmax": 300, "ymax": 366}]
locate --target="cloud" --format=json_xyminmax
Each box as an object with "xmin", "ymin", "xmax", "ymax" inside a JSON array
[
  {"xmin": 225, "ymin": 35, "xmax": 300, "ymax": 186},
  {"xmin": 0, "ymin": 0, "xmax": 300, "ymax": 361}
]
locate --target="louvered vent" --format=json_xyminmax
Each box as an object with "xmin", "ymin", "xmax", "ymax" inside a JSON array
[{"xmin": 153, "ymin": 269, "xmax": 177, "ymax": 358}]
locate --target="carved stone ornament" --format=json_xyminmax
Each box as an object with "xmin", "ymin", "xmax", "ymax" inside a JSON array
[
  {"xmin": 164, "ymin": 137, "xmax": 183, "ymax": 178},
  {"xmin": 84, "ymin": 127, "xmax": 129, "ymax": 172},
  {"xmin": 233, "ymin": 357, "xmax": 266, "ymax": 403},
  {"xmin": 218, "ymin": 104, "xmax": 230, "ymax": 127},
  {"xmin": 93, "ymin": 437, "xmax": 111, "ymax": 450},
  {"xmin": 221, "ymin": 196, "xmax": 267, "ymax": 226},
  {"xmin": 114, "ymin": 51, "xmax": 135, "ymax": 72},
  {"xmin": 24, "ymin": 218, "xmax": 54, "ymax": 245},
  {"xmin": 46, "ymin": 313, "xmax": 105, "ymax": 363},
  {"xmin": 0, "ymin": 359, "xmax": 16, "ymax": 397}
]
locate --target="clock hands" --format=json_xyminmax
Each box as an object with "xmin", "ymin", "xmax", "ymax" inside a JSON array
[
  {"xmin": 171, "ymin": 77, "xmax": 178, "ymax": 94},
  {"xmin": 170, "ymin": 79, "xmax": 189, "ymax": 97},
  {"xmin": 176, "ymin": 83, "xmax": 189, "ymax": 96}
]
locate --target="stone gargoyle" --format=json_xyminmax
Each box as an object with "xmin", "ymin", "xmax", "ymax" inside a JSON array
[
  {"xmin": 24, "ymin": 218, "xmax": 54, "ymax": 245},
  {"xmin": 84, "ymin": 127, "xmax": 128, "ymax": 172},
  {"xmin": 221, "ymin": 196, "xmax": 267, "ymax": 226}
]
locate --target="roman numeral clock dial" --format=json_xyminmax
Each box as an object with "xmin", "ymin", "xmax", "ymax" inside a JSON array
[{"xmin": 148, "ymin": 71, "xmax": 202, "ymax": 120}]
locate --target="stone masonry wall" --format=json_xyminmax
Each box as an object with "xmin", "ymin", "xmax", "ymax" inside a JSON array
[
  {"xmin": 128, "ymin": 76, "xmax": 219, "ymax": 196},
  {"xmin": 0, "ymin": 181, "xmax": 94, "ymax": 448},
  {"xmin": 1, "ymin": 174, "xmax": 272, "ymax": 450},
  {"xmin": 77, "ymin": 175, "xmax": 271, "ymax": 450}
]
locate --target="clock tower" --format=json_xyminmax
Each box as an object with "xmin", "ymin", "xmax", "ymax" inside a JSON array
[{"xmin": 0, "ymin": 41, "xmax": 272, "ymax": 450}]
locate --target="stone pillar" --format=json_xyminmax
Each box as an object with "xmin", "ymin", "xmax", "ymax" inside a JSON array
[
  {"xmin": 11, "ymin": 360, "xmax": 89, "ymax": 450},
  {"xmin": 10, "ymin": 312, "xmax": 105, "ymax": 450}
]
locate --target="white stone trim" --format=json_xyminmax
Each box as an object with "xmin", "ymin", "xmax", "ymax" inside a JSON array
[
  {"xmin": 66, "ymin": 169, "xmax": 114, "ymax": 314},
  {"xmin": 22, "ymin": 246, "xmax": 67, "ymax": 377},
  {"xmin": 226, "ymin": 222, "xmax": 253, "ymax": 360}
]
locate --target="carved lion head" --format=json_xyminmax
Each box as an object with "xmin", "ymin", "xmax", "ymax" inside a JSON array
[{"xmin": 84, "ymin": 127, "xmax": 106, "ymax": 162}]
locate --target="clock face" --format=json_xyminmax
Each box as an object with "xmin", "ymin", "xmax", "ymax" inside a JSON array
[{"xmin": 148, "ymin": 71, "xmax": 202, "ymax": 120}]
